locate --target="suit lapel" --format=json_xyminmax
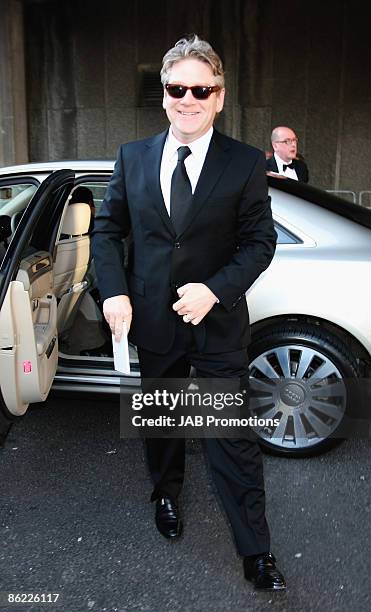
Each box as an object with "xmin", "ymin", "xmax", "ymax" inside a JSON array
[
  {"xmin": 269, "ymin": 155, "xmax": 279, "ymax": 173},
  {"xmin": 295, "ymin": 161, "xmax": 303, "ymax": 180},
  {"xmin": 142, "ymin": 130, "xmax": 175, "ymax": 236},
  {"xmin": 177, "ymin": 130, "xmax": 232, "ymax": 237}
]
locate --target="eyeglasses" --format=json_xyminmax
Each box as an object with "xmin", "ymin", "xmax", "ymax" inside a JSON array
[
  {"xmin": 165, "ymin": 84, "xmax": 221, "ymax": 100},
  {"xmin": 274, "ymin": 138, "xmax": 298, "ymax": 145}
]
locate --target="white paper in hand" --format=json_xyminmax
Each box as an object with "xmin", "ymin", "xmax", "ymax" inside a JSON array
[{"xmin": 112, "ymin": 322, "xmax": 131, "ymax": 374}]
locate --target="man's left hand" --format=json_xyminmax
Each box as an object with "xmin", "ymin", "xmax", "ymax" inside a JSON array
[{"xmin": 173, "ymin": 283, "xmax": 218, "ymax": 325}]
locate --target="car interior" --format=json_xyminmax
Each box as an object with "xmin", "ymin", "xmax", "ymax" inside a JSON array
[{"xmin": 56, "ymin": 183, "xmax": 139, "ymax": 366}]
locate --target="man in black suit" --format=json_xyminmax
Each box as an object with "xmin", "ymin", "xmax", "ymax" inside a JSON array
[
  {"xmin": 92, "ymin": 35, "xmax": 286, "ymax": 591},
  {"xmin": 266, "ymin": 126, "xmax": 309, "ymax": 182}
]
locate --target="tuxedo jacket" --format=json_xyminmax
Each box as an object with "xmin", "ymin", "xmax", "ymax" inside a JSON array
[
  {"xmin": 266, "ymin": 155, "xmax": 309, "ymax": 183},
  {"xmin": 92, "ymin": 129, "xmax": 277, "ymax": 355}
]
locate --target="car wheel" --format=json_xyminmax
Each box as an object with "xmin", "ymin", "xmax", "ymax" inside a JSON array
[{"xmin": 248, "ymin": 323, "xmax": 360, "ymax": 457}]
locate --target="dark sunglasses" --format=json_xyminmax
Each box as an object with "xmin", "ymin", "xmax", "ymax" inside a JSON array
[{"xmin": 165, "ymin": 84, "xmax": 221, "ymax": 100}]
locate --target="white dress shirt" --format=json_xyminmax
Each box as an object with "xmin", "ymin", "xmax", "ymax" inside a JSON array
[
  {"xmin": 274, "ymin": 153, "xmax": 298, "ymax": 181},
  {"xmin": 160, "ymin": 126, "xmax": 214, "ymax": 214}
]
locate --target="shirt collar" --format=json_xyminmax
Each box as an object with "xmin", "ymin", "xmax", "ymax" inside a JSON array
[
  {"xmin": 274, "ymin": 153, "xmax": 294, "ymax": 169},
  {"xmin": 166, "ymin": 126, "xmax": 214, "ymax": 161}
]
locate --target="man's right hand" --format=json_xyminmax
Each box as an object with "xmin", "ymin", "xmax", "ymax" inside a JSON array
[{"xmin": 103, "ymin": 295, "xmax": 132, "ymax": 341}]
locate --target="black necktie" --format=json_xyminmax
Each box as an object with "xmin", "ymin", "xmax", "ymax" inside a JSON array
[
  {"xmin": 170, "ymin": 146, "xmax": 192, "ymax": 234},
  {"xmin": 283, "ymin": 162, "xmax": 295, "ymax": 171}
]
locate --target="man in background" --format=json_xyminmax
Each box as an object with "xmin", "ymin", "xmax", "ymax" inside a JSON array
[{"xmin": 266, "ymin": 126, "xmax": 309, "ymax": 182}]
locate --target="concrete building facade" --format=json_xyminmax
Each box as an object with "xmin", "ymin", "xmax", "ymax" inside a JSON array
[{"xmin": 0, "ymin": 0, "xmax": 370, "ymax": 195}]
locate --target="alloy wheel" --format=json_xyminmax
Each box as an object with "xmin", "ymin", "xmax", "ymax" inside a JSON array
[{"xmin": 248, "ymin": 344, "xmax": 347, "ymax": 450}]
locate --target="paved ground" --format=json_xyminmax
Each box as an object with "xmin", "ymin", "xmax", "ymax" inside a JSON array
[{"xmin": 0, "ymin": 397, "xmax": 370, "ymax": 612}]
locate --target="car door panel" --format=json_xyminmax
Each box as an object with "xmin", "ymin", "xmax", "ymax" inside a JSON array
[
  {"xmin": 0, "ymin": 251, "xmax": 57, "ymax": 415},
  {"xmin": 0, "ymin": 170, "xmax": 75, "ymax": 419}
]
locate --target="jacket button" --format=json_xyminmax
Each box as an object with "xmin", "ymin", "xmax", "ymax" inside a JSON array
[{"xmin": 174, "ymin": 242, "xmax": 181, "ymax": 248}]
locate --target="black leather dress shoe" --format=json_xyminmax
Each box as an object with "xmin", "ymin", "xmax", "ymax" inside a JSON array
[
  {"xmin": 155, "ymin": 497, "xmax": 183, "ymax": 539},
  {"xmin": 244, "ymin": 552, "xmax": 286, "ymax": 591}
]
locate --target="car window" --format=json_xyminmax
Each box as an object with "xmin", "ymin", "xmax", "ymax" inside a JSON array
[
  {"xmin": 0, "ymin": 183, "xmax": 39, "ymax": 263},
  {"xmin": 77, "ymin": 182, "xmax": 108, "ymax": 215},
  {"xmin": 274, "ymin": 222, "xmax": 302, "ymax": 244},
  {"xmin": 0, "ymin": 183, "xmax": 38, "ymax": 216}
]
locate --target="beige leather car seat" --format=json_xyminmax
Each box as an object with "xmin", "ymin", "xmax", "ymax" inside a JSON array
[{"xmin": 54, "ymin": 202, "xmax": 91, "ymax": 337}]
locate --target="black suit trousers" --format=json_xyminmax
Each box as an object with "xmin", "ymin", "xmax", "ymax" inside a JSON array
[{"xmin": 137, "ymin": 314, "xmax": 271, "ymax": 556}]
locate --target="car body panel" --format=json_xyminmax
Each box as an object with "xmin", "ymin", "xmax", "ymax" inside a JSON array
[{"xmin": 247, "ymin": 256, "xmax": 371, "ymax": 354}]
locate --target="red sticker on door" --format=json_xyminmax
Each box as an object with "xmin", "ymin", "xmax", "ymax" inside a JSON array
[{"xmin": 23, "ymin": 361, "xmax": 32, "ymax": 373}]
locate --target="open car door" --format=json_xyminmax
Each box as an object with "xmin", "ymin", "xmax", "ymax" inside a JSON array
[{"xmin": 0, "ymin": 170, "xmax": 75, "ymax": 417}]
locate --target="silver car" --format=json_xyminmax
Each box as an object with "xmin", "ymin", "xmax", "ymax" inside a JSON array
[{"xmin": 0, "ymin": 162, "xmax": 370, "ymax": 457}]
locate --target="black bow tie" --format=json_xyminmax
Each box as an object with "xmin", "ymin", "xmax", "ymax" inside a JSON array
[{"xmin": 283, "ymin": 162, "xmax": 295, "ymax": 171}]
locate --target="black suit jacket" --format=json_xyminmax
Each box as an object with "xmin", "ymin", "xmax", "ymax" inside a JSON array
[
  {"xmin": 266, "ymin": 154, "xmax": 309, "ymax": 183},
  {"xmin": 92, "ymin": 129, "xmax": 277, "ymax": 354}
]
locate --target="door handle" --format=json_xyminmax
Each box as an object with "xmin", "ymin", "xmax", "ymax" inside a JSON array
[{"xmin": 45, "ymin": 336, "xmax": 56, "ymax": 358}]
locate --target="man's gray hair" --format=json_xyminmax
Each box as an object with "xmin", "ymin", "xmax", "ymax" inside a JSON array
[
  {"xmin": 161, "ymin": 34, "xmax": 225, "ymax": 88},
  {"xmin": 271, "ymin": 128, "xmax": 281, "ymax": 143}
]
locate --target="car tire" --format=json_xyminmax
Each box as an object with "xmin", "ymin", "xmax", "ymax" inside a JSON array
[{"xmin": 248, "ymin": 323, "xmax": 360, "ymax": 457}]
